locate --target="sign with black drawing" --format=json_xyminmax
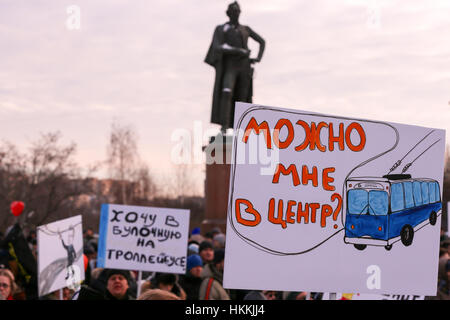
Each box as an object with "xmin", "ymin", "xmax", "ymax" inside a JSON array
[
  {"xmin": 37, "ymin": 215, "xmax": 84, "ymax": 297},
  {"xmin": 223, "ymin": 102, "xmax": 445, "ymax": 295},
  {"xmin": 97, "ymin": 204, "xmax": 190, "ymax": 274}
]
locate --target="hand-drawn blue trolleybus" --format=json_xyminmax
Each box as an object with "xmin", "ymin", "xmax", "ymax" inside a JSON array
[{"xmin": 344, "ymin": 174, "xmax": 441, "ymax": 251}]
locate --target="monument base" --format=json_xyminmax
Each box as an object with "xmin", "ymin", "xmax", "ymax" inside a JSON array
[{"xmin": 202, "ymin": 133, "xmax": 233, "ymax": 234}]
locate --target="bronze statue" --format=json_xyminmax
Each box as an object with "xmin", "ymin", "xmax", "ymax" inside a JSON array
[{"xmin": 205, "ymin": 2, "xmax": 265, "ymax": 133}]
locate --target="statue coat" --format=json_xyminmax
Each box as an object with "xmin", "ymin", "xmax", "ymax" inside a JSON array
[{"xmin": 205, "ymin": 23, "xmax": 253, "ymax": 128}]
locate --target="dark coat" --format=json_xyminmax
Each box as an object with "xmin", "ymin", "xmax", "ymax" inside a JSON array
[
  {"xmin": 104, "ymin": 289, "xmax": 135, "ymax": 300},
  {"xmin": 2, "ymin": 223, "xmax": 38, "ymax": 300},
  {"xmin": 74, "ymin": 268, "xmax": 137, "ymax": 300},
  {"xmin": 178, "ymin": 273, "xmax": 203, "ymax": 300},
  {"xmin": 73, "ymin": 285, "xmax": 104, "ymax": 300},
  {"xmin": 73, "ymin": 284, "xmax": 135, "ymax": 300}
]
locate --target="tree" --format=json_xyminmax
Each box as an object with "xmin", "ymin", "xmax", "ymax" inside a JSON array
[
  {"xmin": 168, "ymin": 163, "xmax": 203, "ymax": 201},
  {"xmin": 0, "ymin": 132, "xmax": 96, "ymax": 233},
  {"xmin": 131, "ymin": 164, "xmax": 158, "ymax": 203},
  {"xmin": 106, "ymin": 122, "xmax": 156, "ymax": 205},
  {"xmin": 107, "ymin": 122, "xmax": 138, "ymax": 204}
]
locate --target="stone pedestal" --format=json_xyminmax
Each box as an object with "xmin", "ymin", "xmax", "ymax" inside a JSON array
[{"xmin": 202, "ymin": 134, "xmax": 233, "ymax": 234}]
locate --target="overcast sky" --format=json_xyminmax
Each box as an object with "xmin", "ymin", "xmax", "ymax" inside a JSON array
[{"xmin": 1, "ymin": 0, "xmax": 449, "ymax": 196}]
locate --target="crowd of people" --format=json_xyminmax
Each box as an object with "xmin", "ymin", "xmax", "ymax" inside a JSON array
[
  {"xmin": 73, "ymin": 226, "xmax": 285, "ymax": 300},
  {"xmin": 436, "ymin": 230, "xmax": 450, "ymax": 300},
  {"xmin": 0, "ymin": 224, "xmax": 449, "ymax": 300}
]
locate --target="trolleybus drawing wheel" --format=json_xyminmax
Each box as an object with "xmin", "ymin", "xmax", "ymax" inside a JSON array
[
  {"xmin": 354, "ymin": 244, "xmax": 366, "ymax": 251},
  {"xmin": 429, "ymin": 211, "xmax": 437, "ymax": 226},
  {"xmin": 400, "ymin": 225, "xmax": 414, "ymax": 246},
  {"xmin": 384, "ymin": 244, "xmax": 392, "ymax": 251}
]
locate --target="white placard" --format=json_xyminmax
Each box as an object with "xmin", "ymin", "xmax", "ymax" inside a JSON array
[
  {"xmin": 223, "ymin": 102, "xmax": 445, "ymax": 295},
  {"xmin": 322, "ymin": 293, "xmax": 425, "ymax": 300},
  {"xmin": 97, "ymin": 204, "xmax": 190, "ymax": 274},
  {"xmin": 37, "ymin": 215, "xmax": 85, "ymax": 297}
]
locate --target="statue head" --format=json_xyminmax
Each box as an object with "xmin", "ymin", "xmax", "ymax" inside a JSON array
[{"xmin": 226, "ymin": 1, "xmax": 241, "ymax": 22}]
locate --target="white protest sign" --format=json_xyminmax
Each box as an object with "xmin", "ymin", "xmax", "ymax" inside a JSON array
[
  {"xmin": 322, "ymin": 293, "xmax": 424, "ymax": 300},
  {"xmin": 223, "ymin": 102, "xmax": 445, "ymax": 295},
  {"xmin": 97, "ymin": 204, "xmax": 190, "ymax": 274},
  {"xmin": 37, "ymin": 215, "xmax": 84, "ymax": 297}
]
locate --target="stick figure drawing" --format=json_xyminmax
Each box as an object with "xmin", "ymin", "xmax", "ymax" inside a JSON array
[
  {"xmin": 37, "ymin": 216, "xmax": 84, "ymax": 297},
  {"xmin": 58, "ymin": 225, "xmax": 77, "ymax": 280}
]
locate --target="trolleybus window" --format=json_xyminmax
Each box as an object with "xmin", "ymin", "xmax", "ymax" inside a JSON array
[
  {"xmin": 391, "ymin": 183, "xmax": 404, "ymax": 212},
  {"xmin": 403, "ymin": 182, "xmax": 414, "ymax": 209},
  {"xmin": 421, "ymin": 182, "xmax": 429, "ymax": 204},
  {"xmin": 429, "ymin": 182, "xmax": 436, "ymax": 203},
  {"xmin": 369, "ymin": 190, "xmax": 388, "ymax": 215},
  {"xmin": 348, "ymin": 189, "xmax": 367, "ymax": 214},
  {"xmin": 348, "ymin": 189, "xmax": 388, "ymax": 215},
  {"xmin": 413, "ymin": 181, "xmax": 422, "ymax": 206}
]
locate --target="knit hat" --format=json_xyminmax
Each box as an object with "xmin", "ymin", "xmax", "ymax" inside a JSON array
[
  {"xmin": 188, "ymin": 242, "xmax": 199, "ymax": 254},
  {"xmin": 189, "ymin": 234, "xmax": 205, "ymax": 244},
  {"xmin": 213, "ymin": 233, "xmax": 226, "ymax": 247},
  {"xmin": 199, "ymin": 240, "xmax": 213, "ymax": 253},
  {"xmin": 211, "ymin": 227, "xmax": 222, "ymax": 235},
  {"xmin": 244, "ymin": 291, "xmax": 266, "ymax": 300},
  {"xmin": 191, "ymin": 227, "xmax": 201, "ymax": 235},
  {"xmin": 187, "ymin": 254, "xmax": 203, "ymax": 272},
  {"xmin": 104, "ymin": 269, "xmax": 130, "ymax": 284},
  {"xmin": 153, "ymin": 272, "xmax": 176, "ymax": 285}
]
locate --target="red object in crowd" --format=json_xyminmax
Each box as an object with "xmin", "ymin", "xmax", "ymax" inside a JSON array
[
  {"xmin": 83, "ymin": 254, "xmax": 88, "ymax": 272},
  {"xmin": 10, "ymin": 201, "xmax": 25, "ymax": 217}
]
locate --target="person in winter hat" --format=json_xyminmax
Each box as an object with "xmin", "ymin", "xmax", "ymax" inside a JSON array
[
  {"xmin": 179, "ymin": 254, "xmax": 204, "ymax": 300},
  {"xmin": 199, "ymin": 240, "xmax": 214, "ymax": 264},
  {"xmin": 199, "ymin": 249, "xmax": 230, "ymax": 300},
  {"xmin": 104, "ymin": 269, "xmax": 135, "ymax": 300}
]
